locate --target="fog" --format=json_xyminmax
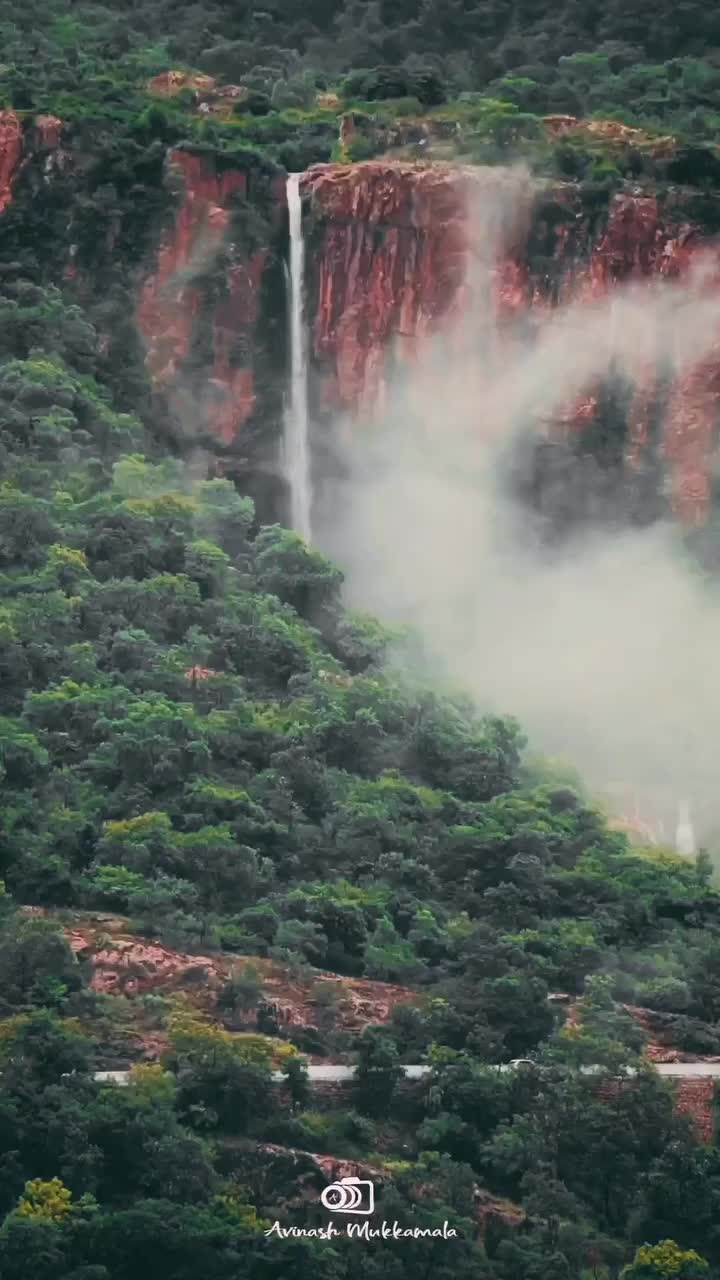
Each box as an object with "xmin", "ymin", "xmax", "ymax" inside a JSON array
[{"xmin": 313, "ymin": 178, "xmax": 720, "ymax": 846}]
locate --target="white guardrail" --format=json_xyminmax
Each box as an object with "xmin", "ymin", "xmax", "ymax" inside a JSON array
[{"xmin": 89, "ymin": 1061, "xmax": 720, "ymax": 1087}]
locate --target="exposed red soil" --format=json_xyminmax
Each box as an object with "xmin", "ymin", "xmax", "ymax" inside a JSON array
[
  {"xmin": 673, "ymin": 1078, "xmax": 716, "ymax": 1142},
  {"xmin": 63, "ymin": 915, "xmax": 422, "ymax": 1036}
]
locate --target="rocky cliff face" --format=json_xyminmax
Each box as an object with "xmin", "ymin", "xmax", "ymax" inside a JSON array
[
  {"xmin": 137, "ymin": 146, "xmax": 288, "ymax": 472},
  {"xmin": 300, "ymin": 162, "xmax": 476, "ymax": 415},
  {"xmin": 0, "ymin": 116, "xmax": 717, "ymax": 527},
  {"xmin": 302, "ymin": 161, "xmax": 720, "ymax": 524},
  {"xmin": 0, "ymin": 119, "xmax": 289, "ymax": 512},
  {"xmin": 0, "ymin": 111, "xmax": 24, "ymax": 213},
  {"xmin": 0, "ymin": 109, "xmax": 64, "ymax": 213}
]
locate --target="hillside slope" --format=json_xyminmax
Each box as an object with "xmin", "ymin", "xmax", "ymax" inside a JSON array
[{"xmin": 2, "ymin": 3, "xmax": 720, "ymax": 1278}]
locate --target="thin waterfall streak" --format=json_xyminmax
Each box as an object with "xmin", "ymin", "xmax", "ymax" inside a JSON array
[
  {"xmin": 285, "ymin": 172, "xmax": 312, "ymax": 542},
  {"xmin": 676, "ymin": 799, "xmax": 697, "ymax": 857}
]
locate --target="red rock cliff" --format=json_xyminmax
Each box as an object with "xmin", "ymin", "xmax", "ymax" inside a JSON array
[
  {"xmin": 0, "ymin": 110, "xmax": 64, "ymax": 214},
  {"xmin": 302, "ymin": 161, "xmax": 720, "ymax": 523},
  {"xmin": 301, "ymin": 162, "xmax": 477, "ymax": 414},
  {"xmin": 0, "ymin": 111, "xmax": 24, "ymax": 213},
  {"xmin": 138, "ymin": 148, "xmax": 286, "ymax": 444}
]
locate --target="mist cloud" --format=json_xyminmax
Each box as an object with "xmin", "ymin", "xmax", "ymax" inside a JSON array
[{"xmin": 314, "ymin": 184, "xmax": 720, "ymax": 845}]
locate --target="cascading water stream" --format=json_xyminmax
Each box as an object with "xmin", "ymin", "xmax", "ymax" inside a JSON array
[
  {"xmin": 284, "ymin": 172, "xmax": 312, "ymax": 542},
  {"xmin": 675, "ymin": 799, "xmax": 697, "ymax": 857}
]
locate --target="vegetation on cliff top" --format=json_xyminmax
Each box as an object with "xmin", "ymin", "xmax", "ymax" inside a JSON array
[{"xmin": 2, "ymin": 0, "xmax": 720, "ymax": 178}]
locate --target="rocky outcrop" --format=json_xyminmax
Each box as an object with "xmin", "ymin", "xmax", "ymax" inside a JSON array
[
  {"xmin": 284, "ymin": 1147, "xmax": 387, "ymax": 1185},
  {"xmin": 146, "ymin": 71, "xmax": 252, "ymax": 117},
  {"xmin": 64, "ymin": 916, "xmax": 420, "ymax": 1032},
  {"xmin": 137, "ymin": 146, "xmax": 287, "ymax": 450},
  {"xmin": 0, "ymin": 111, "xmax": 65, "ymax": 215},
  {"xmin": 147, "ymin": 71, "xmax": 218, "ymax": 100},
  {"xmin": 66, "ymin": 927, "xmax": 227, "ymax": 997},
  {"xmin": 0, "ymin": 111, "xmax": 24, "ymax": 214},
  {"xmin": 542, "ymin": 114, "xmax": 676, "ymax": 159},
  {"xmin": 34, "ymin": 114, "xmax": 64, "ymax": 150}
]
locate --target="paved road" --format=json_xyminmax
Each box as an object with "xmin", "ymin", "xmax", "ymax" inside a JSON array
[
  {"xmin": 91, "ymin": 1061, "xmax": 720, "ymax": 1086},
  {"xmin": 654, "ymin": 1062, "xmax": 720, "ymax": 1077}
]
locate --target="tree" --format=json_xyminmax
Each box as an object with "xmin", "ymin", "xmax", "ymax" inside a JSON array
[
  {"xmin": 217, "ymin": 964, "xmax": 265, "ymax": 1025},
  {"xmin": 621, "ymin": 1240, "xmax": 710, "ymax": 1279},
  {"xmin": 0, "ymin": 491, "xmax": 59, "ymax": 568},
  {"xmin": 483, "ymin": 1066, "xmax": 682, "ymax": 1233},
  {"xmin": 687, "ymin": 937, "xmax": 720, "ymax": 1022},
  {"xmin": 166, "ymin": 1013, "xmax": 281, "ymax": 1134},
  {"xmin": 0, "ymin": 918, "xmax": 83, "ymax": 1012},
  {"xmin": 364, "ymin": 916, "xmax": 425, "ymax": 982},
  {"xmin": 0, "ymin": 718, "xmax": 50, "ymax": 789},
  {"xmin": 253, "ymin": 525, "xmax": 343, "ymax": 621},
  {"xmin": 520, "ymin": 1167, "xmax": 585, "ymax": 1255},
  {"xmin": 273, "ymin": 919, "xmax": 328, "ymax": 966},
  {"xmin": 135, "ymin": 1131, "xmax": 218, "ymax": 1203},
  {"xmin": 74, "ymin": 1198, "xmax": 268, "ymax": 1280},
  {"xmin": 353, "ymin": 1026, "xmax": 404, "ymax": 1116},
  {"xmin": 0, "ymin": 1215, "xmax": 69, "ymax": 1280},
  {"xmin": 282, "ymin": 1056, "xmax": 310, "ymax": 1112},
  {"xmin": 15, "ymin": 1176, "xmax": 73, "ymax": 1221},
  {"xmin": 194, "ymin": 480, "xmax": 254, "ymax": 559},
  {"xmin": 0, "ymin": 1009, "xmax": 95, "ymax": 1086},
  {"xmin": 629, "ymin": 1141, "xmax": 720, "ymax": 1266},
  {"xmin": 543, "ymin": 973, "xmax": 646, "ymax": 1069}
]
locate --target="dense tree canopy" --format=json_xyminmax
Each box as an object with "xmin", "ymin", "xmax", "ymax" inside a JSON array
[
  {"xmin": 0, "ymin": 262, "xmax": 718, "ymax": 1277},
  {"xmin": 0, "ymin": 2, "xmax": 719, "ymax": 1277}
]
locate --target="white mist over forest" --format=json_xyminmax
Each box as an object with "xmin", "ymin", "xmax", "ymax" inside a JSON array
[{"xmin": 313, "ymin": 179, "xmax": 720, "ymax": 848}]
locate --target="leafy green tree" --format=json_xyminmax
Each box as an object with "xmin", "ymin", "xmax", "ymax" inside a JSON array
[
  {"xmin": 282, "ymin": 1055, "xmax": 310, "ymax": 1112},
  {"xmin": 254, "ymin": 525, "xmax": 343, "ymax": 621},
  {"xmin": 687, "ymin": 937, "xmax": 720, "ymax": 1022},
  {"xmin": 0, "ymin": 916, "xmax": 83, "ymax": 1012},
  {"xmin": 365, "ymin": 916, "xmax": 425, "ymax": 982},
  {"xmin": 217, "ymin": 964, "xmax": 265, "ymax": 1025},
  {"xmin": 0, "ymin": 1009, "xmax": 95, "ymax": 1087},
  {"xmin": 0, "ymin": 717, "xmax": 50, "ymax": 789},
  {"xmin": 621, "ymin": 1240, "xmax": 710, "ymax": 1279},
  {"xmin": 273, "ymin": 918, "xmax": 328, "ymax": 965},
  {"xmin": 353, "ymin": 1025, "xmax": 404, "ymax": 1116},
  {"xmin": 0, "ymin": 1214, "xmax": 69, "ymax": 1280},
  {"xmin": 194, "ymin": 479, "xmax": 255, "ymax": 560}
]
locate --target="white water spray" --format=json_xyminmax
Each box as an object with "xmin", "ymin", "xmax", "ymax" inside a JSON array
[
  {"xmin": 316, "ymin": 206, "xmax": 720, "ymax": 846},
  {"xmin": 675, "ymin": 800, "xmax": 697, "ymax": 857},
  {"xmin": 284, "ymin": 173, "xmax": 312, "ymax": 541}
]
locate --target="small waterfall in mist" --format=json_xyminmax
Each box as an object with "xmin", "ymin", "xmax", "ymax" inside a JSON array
[
  {"xmin": 675, "ymin": 799, "xmax": 697, "ymax": 857},
  {"xmin": 284, "ymin": 173, "xmax": 312, "ymax": 542}
]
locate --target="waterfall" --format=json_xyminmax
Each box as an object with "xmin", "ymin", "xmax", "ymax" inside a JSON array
[
  {"xmin": 284, "ymin": 172, "xmax": 312, "ymax": 542},
  {"xmin": 675, "ymin": 799, "xmax": 697, "ymax": 857}
]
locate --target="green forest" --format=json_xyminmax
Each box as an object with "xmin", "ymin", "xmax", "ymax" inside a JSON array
[
  {"xmin": 3, "ymin": 0, "xmax": 720, "ymax": 173},
  {"xmin": 6, "ymin": 0, "xmax": 720, "ymax": 126},
  {"xmin": 1, "ymin": 2, "xmax": 720, "ymax": 1279}
]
